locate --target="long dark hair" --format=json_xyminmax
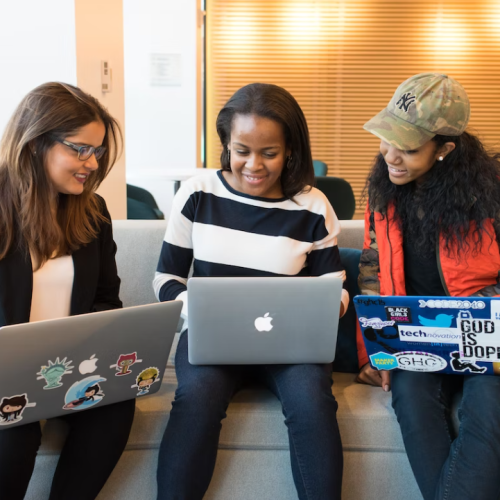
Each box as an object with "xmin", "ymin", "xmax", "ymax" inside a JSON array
[
  {"xmin": 366, "ymin": 131, "xmax": 500, "ymax": 256},
  {"xmin": 0, "ymin": 82, "xmax": 122, "ymax": 269},
  {"xmin": 216, "ymin": 83, "xmax": 315, "ymax": 199}
]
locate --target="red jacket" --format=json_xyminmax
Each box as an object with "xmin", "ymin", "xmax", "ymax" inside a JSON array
[{"xmin": 357, "ymin": 203, "xmax": 500, "ymax": 367}]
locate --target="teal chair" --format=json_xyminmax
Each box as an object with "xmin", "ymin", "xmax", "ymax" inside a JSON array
[
  {"xmin": 314, "ymin": 176, "xmax": 356, "ymax": 220},
  {"xmin": 127, "ymin": 184, "xmax": 164, "ymax": 220},
  {"xmin": 312, "ymin": 160, "xmax": 328, "ymax": 176}
]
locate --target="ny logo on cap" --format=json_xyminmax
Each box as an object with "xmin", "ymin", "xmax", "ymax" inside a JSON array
[{"xmin": 396, "ymin": 92, "xmax": 416, "ymax": 112}]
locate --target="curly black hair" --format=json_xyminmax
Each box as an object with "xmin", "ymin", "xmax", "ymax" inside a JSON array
[
  {"xmin": 365, "ymin": 131, "xmax": 500, "ymax": 257},
  {"xmin": 216, "ymin": 83, "xmax": 315, "ymax": 199}
]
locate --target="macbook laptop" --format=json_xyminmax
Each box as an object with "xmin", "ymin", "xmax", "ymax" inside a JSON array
[
  {"xmin": 0, "ymin": 301, "xmax": 182, "ymax": 428},
  {"xmin": 354, "ymin": 295, "xmax": 500, "ymax": 376},
  {"xmin": 188, "ymin": 277, "xmax": 342, "ymax": 364}
]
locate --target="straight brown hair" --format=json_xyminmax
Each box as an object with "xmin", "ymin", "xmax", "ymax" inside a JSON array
[{"xmin": 0, "ymin": 82, "xmax": 122, "ymax": 269}]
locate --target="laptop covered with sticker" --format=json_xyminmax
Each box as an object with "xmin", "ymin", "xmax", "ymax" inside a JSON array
[
  {"xmin": 0, "ymin": 301, "xmax": 181, "ymax": 429},
  {"xmin": 188, "ymin": 277, "xmax": 343, "ymax": 364},
  {"xmin": 353, "ymin": 295, "xmax": 500, "ymax": 376}
]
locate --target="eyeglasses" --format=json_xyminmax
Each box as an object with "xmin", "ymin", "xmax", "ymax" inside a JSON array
[{"xmin": 56, "ymin": 139, "xmax": 106, "ymax": 161}]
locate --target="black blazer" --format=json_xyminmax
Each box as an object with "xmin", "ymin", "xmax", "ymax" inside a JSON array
[{"xmin": 0, "ymin": 195, "xmax": 122, "ymax": 328}]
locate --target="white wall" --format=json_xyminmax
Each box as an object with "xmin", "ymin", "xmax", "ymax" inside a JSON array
[
  {"xmin": 123, "ymin": 0, "xmax": 199, "ymax": 219},
  {"xmin": 75, "ymin": 0, "xmax": 127, "ymax": 220},
  {"xmin": 0, "ymin": 1, "xmax": 77, "ymax": 137}
]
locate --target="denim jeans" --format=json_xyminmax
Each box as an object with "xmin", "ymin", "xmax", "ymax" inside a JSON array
[
  {"xmin": 157, "ymin": 331, "xmax": 343, "ymax": 500},
  {"xmin": 391, "ymin": 370, "xmax": 500, "ymax": 500}
]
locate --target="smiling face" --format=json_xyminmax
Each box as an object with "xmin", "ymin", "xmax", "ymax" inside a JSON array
[
  {"xmin": 45, "ymin": 120, "xmax": 105, "ymax": 195},
  {"xmin": 224, "ymin": 114, "xmax": 290, "ymax": 198},
  {"xmin": 380, "ymin": 139, "xmax": 456, "ymax": 185}
]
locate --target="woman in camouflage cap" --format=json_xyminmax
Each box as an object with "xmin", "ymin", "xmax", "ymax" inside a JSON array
[{"xmin": 357, "ymin": 73, "xmax": 500, "ymax": 500}]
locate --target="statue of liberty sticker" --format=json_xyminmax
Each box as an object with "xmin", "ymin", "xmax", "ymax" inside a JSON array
[{"xmin": 37, "ymin": 357, "xmax": 74, "ymax": 389}]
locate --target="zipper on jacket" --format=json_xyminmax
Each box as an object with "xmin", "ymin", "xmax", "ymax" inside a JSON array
[
  {"xmin": 386, "ymin": 219, "xmax": 395, "ymax": 295},
  {"xmin": 436, "ymin": 242, "xmax": 451, "ymax": 296}
]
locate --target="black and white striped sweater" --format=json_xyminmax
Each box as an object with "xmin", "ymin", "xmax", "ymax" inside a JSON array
[{"xmin": 153, "ymin": 170, "xmax": 348, "ymax": 319}]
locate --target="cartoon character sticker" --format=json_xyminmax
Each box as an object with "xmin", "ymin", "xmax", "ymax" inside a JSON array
[
  {"xmin": 131, "ymin": 367, "xmax": 160, "ymax": 396},
  {"xmin": 37, "ymin": 357, "xmax": 74, "ymax": 389},
  {"xmin": 450, "ymin": 352, "xmax": 487, "ymax": 374},
  {"xmin": 110, "ymin": 352, "xmax": 142, "ymax": 376},
  {"xmin": 63, "ymin": 375, "xmax": 106, "ymax": 410},
  {"xmin": 0, "ymin": 394, "xmax": 37, "ymax": 425}
]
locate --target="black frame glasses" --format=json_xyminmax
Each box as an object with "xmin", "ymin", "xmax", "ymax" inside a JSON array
[{"xmin": 56, "ymin": 139, "xmax": 106, "ymax": 161}]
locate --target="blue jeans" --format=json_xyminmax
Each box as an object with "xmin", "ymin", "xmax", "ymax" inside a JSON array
[
  {"xmin": 157, "ymin": 331, "xmax": 343, "ymax": 500},
  {"xmin": 392, "ymin": 370, "xmax": 500, "ymax": 500}
]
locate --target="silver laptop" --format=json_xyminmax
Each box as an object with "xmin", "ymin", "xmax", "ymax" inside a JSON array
[
  {"xmin": 0, "ymin": 301, "xmax": 182, "ymax": 429},
  {"xmin": 188, "ymin": 277, "xmax": 342, "ymax": 364}
]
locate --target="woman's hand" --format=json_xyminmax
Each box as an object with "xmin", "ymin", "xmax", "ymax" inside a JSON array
[{"xmin": 355, "ymin": 363, "xmax": 391, "ymax": 392}]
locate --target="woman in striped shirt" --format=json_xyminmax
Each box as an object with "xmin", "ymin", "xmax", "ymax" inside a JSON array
[{"xmin": 154, "ymin": 83, "xmax": 348, "ymax": 500}]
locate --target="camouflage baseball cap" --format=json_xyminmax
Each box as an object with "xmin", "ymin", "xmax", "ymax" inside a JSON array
[{"xmin": 363, "ymin": 73, "xmax": 470, "ymax": 150}]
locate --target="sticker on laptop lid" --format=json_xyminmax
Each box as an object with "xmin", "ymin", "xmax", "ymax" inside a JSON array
[
  {"xmin": 398, "ymin": 326, "xmax": 461, "ymax": 345},
  {"xmin": 459, "ymin": 313, "xmax": 500, "ymax": 363},
  {"xmin": 131, "ymin": 367, "xmax": 160, "ymax": 396},
  {"xmin": 418, "ymin": 313, "xmax": 454, "ymax": 328},
  {"xmin": 359, "ymin": 317, "xmax": 395, "ymax": 329},
  {"xmin": 0, "ymin": 394, "xmax": 37, "ymax": 426},
  {"xmin": 37, "ymin": 357, "xmax": 74, "ymax": 389},
  {"xmin": 394, "ymin": 351, "xmax": 447, "ymax": 372},
  {"xmin": 63, "ymin": 375, "xmax": 106, "ymax": 410},
  {"xmin": 370, "ymin": 352, "xmax": 398, "ymax": 370},
  {"xmin": 418, "ymin": 299, "xmax": 485, "ymax": 309},
  {"xmin": 385, "ymin": 306, "xmax": 412, "ymax": 324},
  {"xmin": 490, "ymin": 300, "xmax": 500, "ymax": 321},
  {"xmin": 110, "ymin": 352, "xmax": 143, "ymax": 376},
  {"xmin": 450, "ymin": 351, "xmax": 487, "ymax": 373}
]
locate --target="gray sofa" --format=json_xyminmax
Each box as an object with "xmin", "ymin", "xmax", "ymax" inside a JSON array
[{"xmin": 26, "ymin": 220, "xmax": 422, "ymax": 500}]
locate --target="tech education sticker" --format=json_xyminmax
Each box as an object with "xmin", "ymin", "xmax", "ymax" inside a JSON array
[{"xmin": 385, "ymin": 306, "xmax": 412, "ymax": 324}]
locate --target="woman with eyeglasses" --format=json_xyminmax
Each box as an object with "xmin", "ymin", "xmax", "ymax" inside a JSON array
[{"xmin": 0, "ymin": 82, "xmax": 135, "ymax": 500}]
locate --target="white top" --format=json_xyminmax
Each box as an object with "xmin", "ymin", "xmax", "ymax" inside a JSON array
[{"xmin": 30, "ymin": 255, "xmax": 74, "ymax": 322}]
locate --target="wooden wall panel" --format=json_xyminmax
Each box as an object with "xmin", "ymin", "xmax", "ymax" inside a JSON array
[{"xmin": 207, "ymin": 0, "xmax": 500, "ymax": 218}]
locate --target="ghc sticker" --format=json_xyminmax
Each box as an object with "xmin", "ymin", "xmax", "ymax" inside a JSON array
[
  {"xmin": 370, "ymin": 352, "xmax": 398, "ymax": 370},
  {"xmin": 395, "ymin": 351, "xmax": 447, "ymax": 372}
]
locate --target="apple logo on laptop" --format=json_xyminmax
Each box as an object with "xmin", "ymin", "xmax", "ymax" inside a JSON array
[
  {"xmin": 79, "ymin": 354, "xmax": 98, "ymax": 375},
  {"xmin": 255, "ymin": 313, "xmax": 273, "ymax": 332}
]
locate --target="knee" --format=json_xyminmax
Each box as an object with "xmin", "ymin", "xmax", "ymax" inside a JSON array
[
  {"xmin": 173, "ymin": 377, "xmax": 231, "ymax": 418},
  {"xmin": 284, "ymin": 387, "xmax": 339, "ymax": 425}
]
